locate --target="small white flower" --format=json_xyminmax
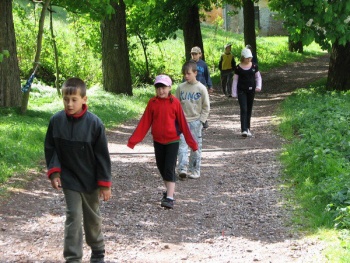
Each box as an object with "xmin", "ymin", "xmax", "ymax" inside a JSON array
[
  {"xmin": 344, "ymin": 16, "xmax": 350, "ymax": 24},
  {"xmin": 306, "ymin": 19, "xmax": 313, "ymax": 27}
]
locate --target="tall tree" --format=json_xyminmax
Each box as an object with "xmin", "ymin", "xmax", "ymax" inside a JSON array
[
  {"xmin": 149, "ymin": 0, "xmax": 214, "ymax": 61},
  {"xmin": 0, "ymin": 0, "xmax": 21, "ymax": 107},
  {"xmin": 57, "ymin": 0, "xmax": 132, "ymax": 95},
  {"xmin": 101, "ymin": 0, "xmax": 132, "ymax": 95},
  {"xmin": 327, "ymin": 41, "xmax": 350, "ymax": 91},
  {"xmin": 153, "ymin": 0, "xmax": 259, "ymax": 63},
  {"xmin": 269, "ymin": 0, "xmax": 350, "ymax": 91},
  {"xmin": 21, "ymin": 0, "xmax": 51, "ymax": 113},
  {"xmin": 183, "ymin": 3, "xmax": 204, "ymax": 61},
  {"xmin": 242, "ymin": 0, "xmax": 257, "ymax": 55}
]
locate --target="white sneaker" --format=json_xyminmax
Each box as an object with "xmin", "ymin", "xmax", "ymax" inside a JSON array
[
  {"xmin": 188, "ymin": 171, "xmax": 200, "ymax": 179},
  {"xmin": 247, "ymin": 129, "xmax": 252, "ymax": 137},
  {"xmin": 178, "ymin": 170, "xmax": 187, "ymax": 179},
  {"xmin": 241, "ymin": 131, "xmax": 248, "ymax": 137}
]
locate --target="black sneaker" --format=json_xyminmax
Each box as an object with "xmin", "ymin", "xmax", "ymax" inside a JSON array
[
  {"xmin": 161, "ymin": 191, "xmax": 167, "ymax": 202},
  {"xmin": 90, "ymin": 249, "xmax": 105, "ymax": 263},
  {"xmin": 161, "ymin": 198, "xmax": 174, "ymax": 209}
]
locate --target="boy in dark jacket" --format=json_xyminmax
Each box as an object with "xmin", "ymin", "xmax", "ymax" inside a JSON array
[
  {"xmin": 190, "ymin": 46, "xmax": 213, "ymax": 93},
  {"xmin": 44, "ymin": 77, "xmax": 112, "ymax": 263}
]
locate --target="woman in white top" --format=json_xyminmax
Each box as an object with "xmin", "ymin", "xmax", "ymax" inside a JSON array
[{"xmin": 231, "ymin": 48, "xmax": 262, "ymax": 137}]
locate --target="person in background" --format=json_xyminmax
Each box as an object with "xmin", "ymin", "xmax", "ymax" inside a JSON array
[
  {"xmin": 176, "ymin": 61, "xmax": 210, "ymax": 179},
  {"xmin": 246, "ymin": 44, "xmax": 258, "ymax": 65},
  {"xmin": 190, "ymin": 46, "xmax": 214, "ymax": 93},
  {"xmin": 218, "ymin": 43, "xmax": 236, "ymax": 97},
  {"xmin": 45, "ymin": 77, "xmax": 112, "ymax": 263},
  {"xmin": 231, "ymin": 48, "xmax": 262, "ymax": 137},
  {"xmin": 127, "ymin": 75, "xmax": 198, "ymax": 209}
]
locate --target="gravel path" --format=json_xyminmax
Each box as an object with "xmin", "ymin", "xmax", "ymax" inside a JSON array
[{"xmin": 0, "ymin": 55, "xmax": 330, "ymax": 262}]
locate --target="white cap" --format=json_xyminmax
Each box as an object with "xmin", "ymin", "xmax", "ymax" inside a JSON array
[{"xmin": 241, "ymin": 48, "xmax": 253, "ymax": 58}]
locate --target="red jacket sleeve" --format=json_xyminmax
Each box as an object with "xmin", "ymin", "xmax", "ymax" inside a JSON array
[
  {"xmin": 127, "ymin": 100, "xmax": 153, "ymax": 149},
  {"xmin": 176, "ymin": 102, "xmax": 198, "ymax": 151}
]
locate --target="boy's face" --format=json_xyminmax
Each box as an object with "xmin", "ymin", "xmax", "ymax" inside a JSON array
[
  {"xmin": 156, "ymin": 86, "xmax": 171, "ymax": 98},
  {"xmin": 184, "ymin": 69, "xmax": 197, "ymax": 83},
  {"xmin": 190, "ymin": 52, "xmax": 200, "ymax": 62},
  {"xmin": 63, "ymin": 89, "xmax": 87, "ymax": 115}
]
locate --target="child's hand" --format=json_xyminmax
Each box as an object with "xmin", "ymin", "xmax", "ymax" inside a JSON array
[
  {"xmin": 50, "ymin": 176, "xmax": 62, "ymax": 190},
  {"xmin": 100, "ymin": 188, "xmax": 111, "ymax": 201}
]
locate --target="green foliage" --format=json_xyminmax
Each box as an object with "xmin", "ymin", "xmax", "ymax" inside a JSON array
[
  {"xmin": 269, "ymin": 0, "xmax": 350, "ymax": 50},
  {"xmin": 129, "ymin": 24, "xmax": 324, "ymax": 86},
  {"xmin": 13, "ymin": 0, "xmax": 325, "ymax": 88},
  {"xmin": 327, "ymin": 188, "xmax": 350, "ymax": 229},
  {"xmin": 13, "ymin": 1, "xmax": 102, "ymax": 86},
  {"xmin": 278, "ymin": 84, "xmax": 350, "ymax": 231}
]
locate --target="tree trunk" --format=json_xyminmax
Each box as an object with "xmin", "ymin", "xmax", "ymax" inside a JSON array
[
  {"xmin": 326, "ymin": 41, "xmax": 350, "ymax": 91},
  {"xmin": 21, "ymin": 0, "xmax": 51, "ymax": 114},
  {"xmin": 101, "ymin": 0, "xmax": 132, "ymax": 95},
  {"xmin": 137, "ymin": 33, "xmax": 152, "ymax": 84},
  {"xmin": 182, "ymin": 4, "xmax": 204, "ymax": 61},
  {"xmin": 288, "ymin": 37, "xmax": 303, "ymax": 53},
  {"xmin": 0, "ymin": 0, "xmax": 21, "ymax": 107},
  {"xmin": 49, "ymin": 5, "xmax": 61, "ymax": 96},
  {"xmin": 243, "ymin": 0, "xmax": 257, "ymax": 57}
]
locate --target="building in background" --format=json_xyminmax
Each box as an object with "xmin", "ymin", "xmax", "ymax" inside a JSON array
[{"xmin": 203, "ymin": 0, "xmax": 286, "ymax": 36}]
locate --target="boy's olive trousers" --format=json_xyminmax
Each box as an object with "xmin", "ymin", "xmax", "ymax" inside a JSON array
[{"xmin": 63, "ymin": 188, "xmax": 105, "ymax": 263}]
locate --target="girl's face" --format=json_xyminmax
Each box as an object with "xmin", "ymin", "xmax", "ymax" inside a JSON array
[
  {"xmin": 156, "ymin": 86, "xmax": 171, "ymax": 98},
  {"xmin": 241, "ymin": 57, "xmax": 252, "ymax": 63},
  {"xmin": 184, "ymin": 69, "xmax": 197, "ymax": 83}
]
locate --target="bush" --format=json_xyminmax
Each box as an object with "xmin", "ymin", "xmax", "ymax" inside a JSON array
[{"xmin": 278, "ymin": 85, "xmax": 350, "ymax": 228}]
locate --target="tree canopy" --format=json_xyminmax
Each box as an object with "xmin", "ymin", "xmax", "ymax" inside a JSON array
[
  {"xmin": 269, "ymin": 0, "xmax": 350, "ymax": 50},
  {"xmin": 269, "ymin": 0, "xmax": 350, "ymax": 90}
]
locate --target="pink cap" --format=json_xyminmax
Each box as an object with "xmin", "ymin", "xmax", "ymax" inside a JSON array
[{"xmin": 154, "ymin": 75, "xmax": 172, "ymax": 87}]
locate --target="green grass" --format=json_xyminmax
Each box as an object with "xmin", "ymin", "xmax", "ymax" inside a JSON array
[
  {"xmin": 277, "ymin": 81, "xmax": 350, "ymax": 261},
  {"xmin": 129, "ymin": 24, "xmax": 326, "ymax": 86},
  {"xmin": 0, "ymin": 83, "xmax": 154, "ymax": 186}
]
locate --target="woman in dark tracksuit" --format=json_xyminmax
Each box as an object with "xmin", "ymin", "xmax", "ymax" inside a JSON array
[{"xmin": 231, "ymin": 48, "xmax": 262, "ymax": 137}]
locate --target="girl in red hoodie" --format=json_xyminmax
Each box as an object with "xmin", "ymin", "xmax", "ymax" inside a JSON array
[{"xmin": 127, "ymin": 75, "xmax": 198, "ymax": 209}]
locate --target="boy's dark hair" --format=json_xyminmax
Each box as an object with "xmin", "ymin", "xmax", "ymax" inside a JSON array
[
  {"xmin": 182, "ymin": 60, "xmax": 197, "ymax": 75},
  {"xmin": 62, "ymin": 77, "xmax": 87, "ymax": 97}
]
